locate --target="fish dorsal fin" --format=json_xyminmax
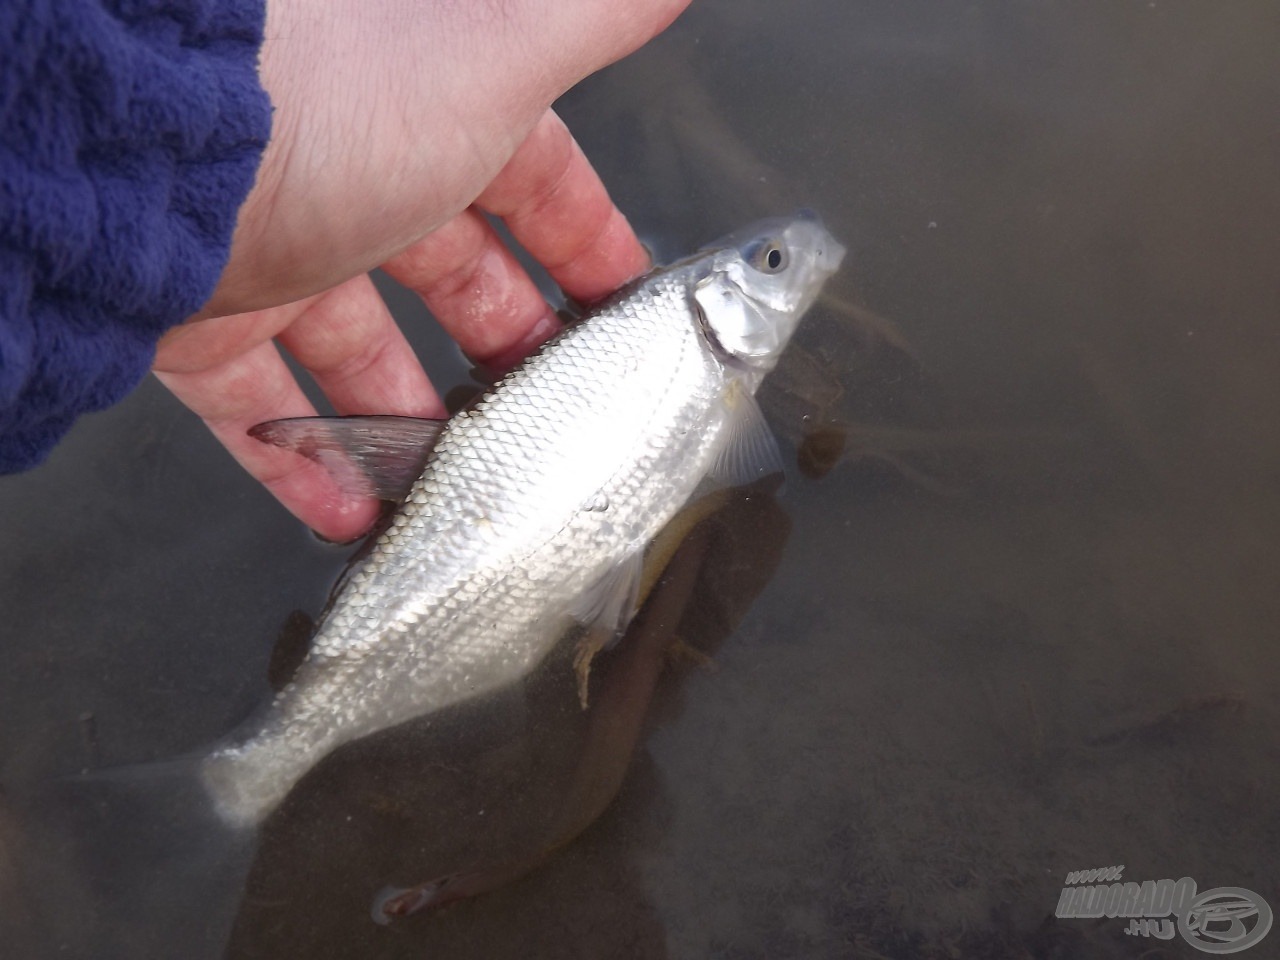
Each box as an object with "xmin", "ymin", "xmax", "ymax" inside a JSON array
[
  {"xmin": 248, "ymin": 415, "xmax": 449, "ymax": 502},
  {"xmin": 707, "ymin": 381, "xmax": 785, "ymax": 487}
]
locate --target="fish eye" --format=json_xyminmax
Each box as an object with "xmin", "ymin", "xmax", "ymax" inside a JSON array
[{"xmin": 747, "ymin": 238, "xmax": 788, "ymax": 274}]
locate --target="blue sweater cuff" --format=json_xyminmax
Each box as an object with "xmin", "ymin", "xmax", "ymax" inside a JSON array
[{"xmin": 0, "ymin": 0, "xmax": 272, "ymax": 471}]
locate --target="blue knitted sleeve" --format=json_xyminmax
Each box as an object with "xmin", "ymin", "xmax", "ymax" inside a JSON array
[{"xmin": 0, "ymin": 0, "xmax": 271, "ymax": 471}]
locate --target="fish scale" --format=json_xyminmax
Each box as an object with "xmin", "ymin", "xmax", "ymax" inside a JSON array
[{"xmin": 201, "ymin": 214, "xmax": 844, "ymax": 827}]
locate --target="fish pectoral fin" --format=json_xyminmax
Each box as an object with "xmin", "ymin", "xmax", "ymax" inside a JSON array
[
  {"xmin": 706, "ymin": 381, "xmax": 786, "ymax": 488},
  {"xmin": 569, "ymin": 547, "xmax": 647, "ymax": 649},
  {"xmin": 249, "ymin": 415, "xmax": 449, "ymax": 502}
]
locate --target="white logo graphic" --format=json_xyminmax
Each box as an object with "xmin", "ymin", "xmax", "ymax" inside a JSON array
[{"xmin": 1055, "ymin": 866, "xmax": 1272, "ymax": 954}]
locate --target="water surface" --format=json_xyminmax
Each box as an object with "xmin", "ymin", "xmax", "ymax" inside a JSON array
[{"xmin": 3, "ymin": 2, "xmax": 1279, "ymax": 957}]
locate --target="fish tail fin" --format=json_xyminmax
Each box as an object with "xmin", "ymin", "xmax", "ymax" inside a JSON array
[
  {"xmin": 63, "ymin": 750, "xmax": 204, "ymax": 787},
  {"xmin": 25, "ymin": 753, "xmax": 257, "ymax": 959}
]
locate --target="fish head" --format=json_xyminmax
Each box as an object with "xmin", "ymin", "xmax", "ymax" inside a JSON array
[{"xmin": 693, "ymin": 211, "xmax": 846, "ymax": 372}]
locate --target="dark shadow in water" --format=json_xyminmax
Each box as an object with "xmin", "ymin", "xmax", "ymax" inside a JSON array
[
  {"xmin": 0, "ymin": 787, "xmax": 46, "ymax": 956},
  {"xmin": 224, "ymin": 480, "xmax": 790, "ymax": 959}
]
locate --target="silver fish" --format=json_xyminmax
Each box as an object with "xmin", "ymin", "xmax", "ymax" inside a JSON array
[{"xmin": 203, "ymin": 213, "xmax": 845, "ymax": 826}]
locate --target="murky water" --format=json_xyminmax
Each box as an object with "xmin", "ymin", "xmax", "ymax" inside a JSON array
[{"xmin": 4, "ymin": 3, "xmax": 1280, "ymax": 957}]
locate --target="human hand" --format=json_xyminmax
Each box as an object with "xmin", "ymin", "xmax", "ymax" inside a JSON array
[{"xmin": 153, "ymin": 0, "xmax": 690, "ymax": 542}]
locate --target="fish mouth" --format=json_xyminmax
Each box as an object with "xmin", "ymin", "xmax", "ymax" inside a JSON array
[
  {"xmin": 822, "ymin": 231, "xmax": 848, "ymax": 274},
  {"xmin": 790, "ymin": 210, "xmax": 846, "ymax": 276}
]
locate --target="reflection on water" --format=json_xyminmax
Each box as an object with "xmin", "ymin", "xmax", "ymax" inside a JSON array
[{"xmin": 3, "ymin": 1, "xmax": 1280, "ymax": 957}]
